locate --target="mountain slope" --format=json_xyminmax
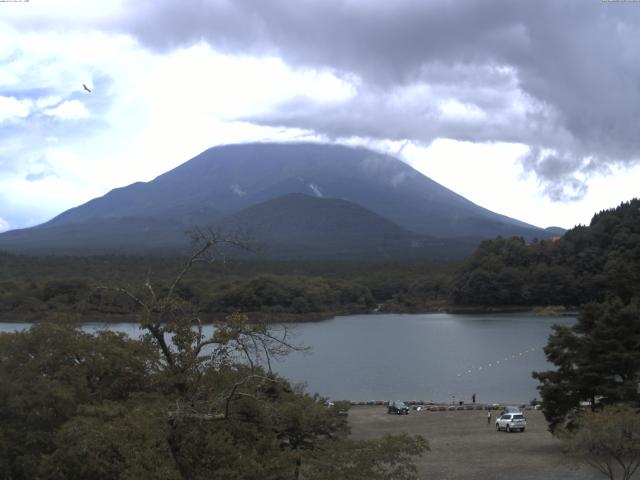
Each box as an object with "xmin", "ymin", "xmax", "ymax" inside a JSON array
[
  {"xmin": 218, "ymin": 193, "xmax": 476, "ymax": 259},
  {"xmin": 0, "ymin": 217, "xmax": 191, "ymax": 255},
  {"xmin": 42, "ymin": 142, "xmax": 551, "ymax": 238},
  {"xmin": 0, "ymin": 194, "xmax": 478, "ymax": 259},
  {"xmin": 0, "ymin": 142, "xmax": 561, "ymax": 258}
]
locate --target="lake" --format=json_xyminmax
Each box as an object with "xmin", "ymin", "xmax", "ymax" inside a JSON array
[{"xmin": 0, "ymin": 312, "xmax": 574, "ymax": 404}]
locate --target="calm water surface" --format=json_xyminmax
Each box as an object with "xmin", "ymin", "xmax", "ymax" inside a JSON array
[{"xmin": 1, "ymin": 312, "xmax": 574, "ymax": 404}]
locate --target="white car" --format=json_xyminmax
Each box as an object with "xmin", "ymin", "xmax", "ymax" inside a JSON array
[{"xmin": 496, "ymin": 412, "xmax": 526, "ymax": 432}]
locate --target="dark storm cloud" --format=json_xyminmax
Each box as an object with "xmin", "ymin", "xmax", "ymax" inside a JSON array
[
  {"xmin": 121, "ymin": 0, "xmax": 535, "ymax": 85},
  {"xmin": 115, "ymin": 0, "xmax": 640, "ymax": 201},
  {"xmin": 247, "ymin": 63, "xmax": 535, "ymax": 143}
]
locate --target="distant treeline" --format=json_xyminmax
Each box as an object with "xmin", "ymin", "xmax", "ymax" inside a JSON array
[
  {"xmin": 451, "ymin": 199, "xmax": 640, "ymax": 307},
  {"xmin": 0, "ymin": 254, "xmax": 456, "ymax": 321},
  {"xmin": 2, "ymin": 199, "xmax": 638, "ymax": 320}
]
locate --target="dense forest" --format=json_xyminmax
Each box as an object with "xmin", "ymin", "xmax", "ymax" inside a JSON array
[
  {"xmin": 1, "ymin": 199, "xmax": 639, "ymax": 321},
  {"xmin": 451, "ymin": 199, "xmax": 640, "ymax": 307},
  {"xmin": 0, "ymin": 255, "xmax": 454, "ymax": 321}
]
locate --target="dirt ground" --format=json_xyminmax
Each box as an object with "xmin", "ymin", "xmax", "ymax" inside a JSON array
[{"xmin": 348, "ymin": 406, "xmax": 602, "ymax": 480}]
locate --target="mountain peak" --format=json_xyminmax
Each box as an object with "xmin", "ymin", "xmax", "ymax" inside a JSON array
[{"xmin": 0, "ymin": 142, "xmax": 557, "ymax": 258}]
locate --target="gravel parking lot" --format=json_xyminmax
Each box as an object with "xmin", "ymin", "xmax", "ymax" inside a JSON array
[{"xmin": 348, "ymin": 406, "xmax": 601, "ymax": 480}]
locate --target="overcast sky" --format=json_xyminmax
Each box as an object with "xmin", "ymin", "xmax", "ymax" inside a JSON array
[{"xmin": 1, "ymin": 0, "xmax": 640, "ymax": 232}]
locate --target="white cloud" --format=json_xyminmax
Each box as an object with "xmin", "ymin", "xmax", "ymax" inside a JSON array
[
  {"xmin": 0, "ymin": 217, "xmax": 9, "ymax": 233},
  {"xmin": 138, "ymin": 44, "xmax": 354, "ymax": 122},
  {"xmin": 36, "ymin": 96, "xmax": 62, "ymax": 109},
  {"xmin": 0, "ymin": 171, "xmax": 102, "ymax": 226},
  {"xmin": 402, "ymin": 139, "xmax": 640, "ymax": 229},
  {"xmin": 44, "ymin": 100, "xmax": 90, "ymax": 120},
  {"xmin": 438, "ymin": 99, "xmax": 486, "ymax": 122},
  {"xmin": 0, "ymin": 96, "xmax": 32, "ymax": 122},
  {"xmin": 2, "ymin": 0, "xmax": 124, "ymax": 27}
]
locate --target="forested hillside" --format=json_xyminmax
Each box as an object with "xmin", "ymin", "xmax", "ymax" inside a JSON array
[
  {"xmin": 0, "ymin": 254, "xmax": 453, "ymax": 321},
  {"xmin": 451, "ymin": 199, "xmax": 640, "ymax": 307},
  {"xmin": 2, "ymin": 199, "xmax": 638, "ymax": 319}
]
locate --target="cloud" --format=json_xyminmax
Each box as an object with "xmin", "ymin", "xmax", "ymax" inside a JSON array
[
  {"xmin": 25, "ymin": 168, "xmax": 59, "ymax": 182},
  {"xmin": 247, "ymin": 65, "xmax": 537, "ymax": 144},
  {"xmin": 36, "ymin": 96, "xmax": 62, "ymax": 109},
  {"xmin": 518, "ymin": 147, "xmax": 605, "ymax": 202},
  {"xmin": 1, "ymin": 0, "xmax": 638, "ymax": 235},
  {"xmin": 0, "ymin": 217, "xmax": 9, "ymax": 233},
  {"xmin": 107, "ymin": 0, "xmax": 640, "ymax": 201},
  {"xmin": 0, "ymin": 96, "xmax": 32, "ymax": 122},
  {"xmin": 43, "ymin": 100, "xmax": 90, "ymax": 120}
]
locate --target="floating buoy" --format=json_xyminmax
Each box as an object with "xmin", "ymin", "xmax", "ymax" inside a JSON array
[{"xmin": 453, "ymin": 345, "xmax": 541, "ymax": 380}]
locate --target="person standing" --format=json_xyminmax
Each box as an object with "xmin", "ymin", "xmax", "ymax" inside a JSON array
[
  {"xmin": 472, "ymin": 393, "xmax": 476, "ymax": 403},
  {"xmin": 487, "ymin": 411, "xmax": 492, "ymax": 424}
]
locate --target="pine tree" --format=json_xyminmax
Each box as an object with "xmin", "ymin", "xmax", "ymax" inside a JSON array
[{"xmin": 533, "ymin": 297, "xmax": 640, "ymax": 431}]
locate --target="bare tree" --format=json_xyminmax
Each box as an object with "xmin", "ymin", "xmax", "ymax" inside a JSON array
[{"xmin": 114, "ymin": 228, "xmax": 302, "ymax": 396}]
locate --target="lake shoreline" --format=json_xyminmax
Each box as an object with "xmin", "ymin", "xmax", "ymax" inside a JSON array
[
  {"xmin": 1, "ymin": 312, "xmax": 577, "ymax": 403},
  {"xmin": 0, "ymin": 304, "xmax": 578, "ymax": 324},
  {"xmin": 0, "ymin": 310, "xmax": 345, "ymax": 324}
]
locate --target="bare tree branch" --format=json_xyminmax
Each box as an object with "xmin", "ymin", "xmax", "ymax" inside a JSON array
[{"xmin": 223, "ymin": 374, "xmax": 280, "ymax": 419}]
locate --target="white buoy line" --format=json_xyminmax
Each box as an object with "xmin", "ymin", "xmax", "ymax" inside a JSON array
[{"xmin": 455, "ymin": 347, "xmax": 538, "ymax": 378}]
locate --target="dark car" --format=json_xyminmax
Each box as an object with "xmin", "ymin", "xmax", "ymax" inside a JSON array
[{"xmin": 387, "ymin": 400, "xmax": 410, "ymax": 415}]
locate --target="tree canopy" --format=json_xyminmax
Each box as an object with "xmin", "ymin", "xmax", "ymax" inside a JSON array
[
  {"xmin": 0, "ymin": 236, "xmax": 427, "ymax": 479},
  {"xmin": 451, "ymin": 198, "xmax": 640, "ymax": 307},
  {"xmin": 533, "ymin": 297, "xmax": 640, "ymax": 432},
  {"xmin": 0, "ymin": 253, "xmax": 453, "ymax": 321}
]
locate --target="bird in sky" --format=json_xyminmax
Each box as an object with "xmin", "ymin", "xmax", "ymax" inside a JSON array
[{"xmin": 82, "ymin": 84, "xmax": 92, "ymax": 93}]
